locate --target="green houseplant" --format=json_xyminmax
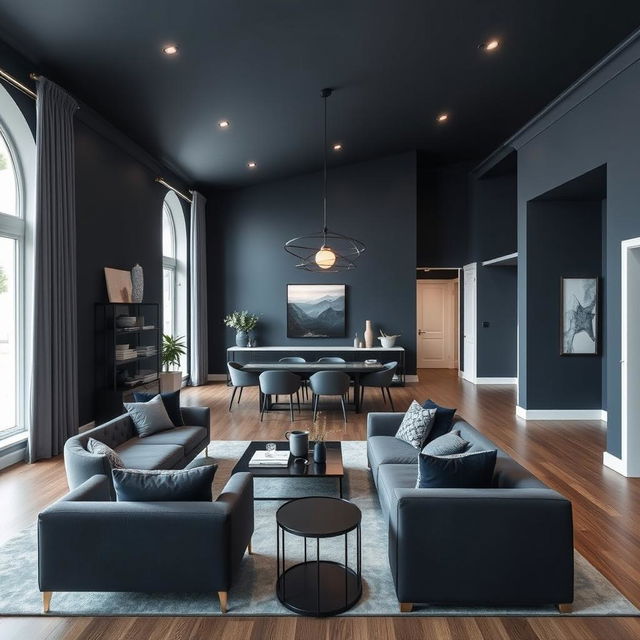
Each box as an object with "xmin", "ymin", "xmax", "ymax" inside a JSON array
[
  {"xmin": 160, "ymin": 334, "xmax": 186, "ymax": 392},
  {"xmin": 224, "ymin": 311, "xmax": 259, "ymax": 347}
]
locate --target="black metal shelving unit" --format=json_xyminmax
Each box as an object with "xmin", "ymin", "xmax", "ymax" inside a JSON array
[{"xmin": 95, "ymin": 303, "xmax": 160, "ymax": 424}]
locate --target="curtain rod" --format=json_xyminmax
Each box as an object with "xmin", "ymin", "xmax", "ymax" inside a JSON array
[
  {"xmin": 0, "ymin": 67, "xmax": 37, "ymax": 99},
  {"xmin": 155, "ymin": 177, "xmax": 193, "ymax": 204}
]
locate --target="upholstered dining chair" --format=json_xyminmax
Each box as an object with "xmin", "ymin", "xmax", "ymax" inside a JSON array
[
  {"xmin": 309, "ymin": 371, "xmax": 351, "ymax": 424},
  {"xmin": 359, "ymin": 361, "xmax": 398, "ymax": 411},
  {"xmin": 227, "ymin": 362, "xmax": 260, "ymax": 411},
  {"xmin": 279, "ymin": 356, "xmax": 309, "ymax": 400},
  {"xmin": 259, "ymin": 370, "xmax": 302, "ymax": 422}
]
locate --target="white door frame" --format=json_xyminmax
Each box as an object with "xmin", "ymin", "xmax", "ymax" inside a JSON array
[
  {"xmin": 605, "ymin": 236, "xmax": 640, "ymax": 477},
  {"xmin": 462, "ymin": 263, "xmax": 477, "ymax": 383}
]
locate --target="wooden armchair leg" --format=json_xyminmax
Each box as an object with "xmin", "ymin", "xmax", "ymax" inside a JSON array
[
  {"xmin": 400, "ymin": 602, "xmax": 413, "ymax": 613},
  {"xmin": 42, "ymin": 591, "xmax": 52, "ymax": 613},
  {"xmin": 556, "ymin": 603, "xmax": 572, "ymax": 613},
  {"xmin": 218, "ymin": 590, "xmax": 228, "ymax": 613}
]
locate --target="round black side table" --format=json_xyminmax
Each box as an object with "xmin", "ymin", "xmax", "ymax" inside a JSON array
[{"xmin": 276, "ymin": 496, "xmax": 362, "ymax": 616}]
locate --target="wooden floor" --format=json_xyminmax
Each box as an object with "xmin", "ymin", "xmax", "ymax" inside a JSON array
[{"xmin": 1, "ymin": 369, "xmax": 639, "ymax": 639}]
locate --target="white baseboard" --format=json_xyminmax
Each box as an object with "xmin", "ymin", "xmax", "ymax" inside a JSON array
[
  {"xmin": 475, "ymin": 377, "xmax": 517, "ymax": 385},
  {"xmin": 600, "ymin": 410, "xmax": 608, "ymax": 422},
  {"xmin": 0, "ymin": 445, "xmax": 26, "ymax": 471},
  {"xmin": 603, "ymin": 451, "xmax": 627, "ymax": 475},
  {"xmin": 208, "ymin": 374, "xmax": 228, "ymax": 382},
  {"xmin": 458, "ymin": 370, "xmax": 464, "ymax": 378},
  {"xmin": 516, "ymin": 406, "xmax": 607, "ymax": 420},
  {"xmin": 405, "ymin": 375, "xmax": 419, "ymax": 383}
]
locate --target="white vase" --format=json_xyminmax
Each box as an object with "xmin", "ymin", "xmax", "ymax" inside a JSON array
[
  {"xmin": 353, "ymin": 333, "xmax": 359, "ymax": 348},
  {"xmin": 131, "ymin": 264, "xmax": 144, "ymax": 303},
  {"xmin": 364, "ymin": 320, "xmax": 374, "ymax": 348}
]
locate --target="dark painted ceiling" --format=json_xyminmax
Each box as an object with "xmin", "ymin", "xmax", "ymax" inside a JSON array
[{"xmin": 0, "ymin": 1, "xmax": 639, "ymax": 188}]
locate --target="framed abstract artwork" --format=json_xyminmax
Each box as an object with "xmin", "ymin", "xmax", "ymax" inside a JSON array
[
  {"xmin": 560, "ymin": 277, "xmax": 599, "ymax": 355},
  {"xmin": 287, "ymin": 284, "xmax": 346, "ymax": 338}
]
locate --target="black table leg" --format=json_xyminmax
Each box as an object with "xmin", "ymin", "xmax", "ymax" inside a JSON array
[{"xmin": 354, "ymin": 373, "xmax": 361, "ymax": 413}]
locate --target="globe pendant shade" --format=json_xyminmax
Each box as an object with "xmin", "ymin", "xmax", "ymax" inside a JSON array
[{"xmin": 315, "ymin": 246, "xmax": 336, "ymax": 269}]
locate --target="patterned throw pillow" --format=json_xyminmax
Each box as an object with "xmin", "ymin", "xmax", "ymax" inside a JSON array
[
  {"xmin": 395, "ymin": 400, "xmax": 437, "ymax": 449},
  {"xmin": 124, "ymin": 393, "xmax": 174, "ymax": 438},
  {"xmin": 417, "ymin": 430, "xmax": 469, "ymax": 486},
  {"xmin": 86, "ymin": 437, "xmax": 124, "ymax": 469}
]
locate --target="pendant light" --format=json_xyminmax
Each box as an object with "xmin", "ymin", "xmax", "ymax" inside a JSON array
[{"xmin": 284, "ymin": 88, "xmax": 365, "ymax": 271}]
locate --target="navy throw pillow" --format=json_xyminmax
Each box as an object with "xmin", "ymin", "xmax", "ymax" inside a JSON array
[
  {"xmin": 133, "ymin": 390, "xmax": 184, "ymax": 427},
  {"xmin": 421, "ymin": 399, "xmax": 456, "ymax": 442},
  {"xmin": 417, "ymin": 449, "xmax": 497, "ymax": 489},
  {"xmin": 112, "ymin": 465, "xmax": 217, "ymax": 501}
]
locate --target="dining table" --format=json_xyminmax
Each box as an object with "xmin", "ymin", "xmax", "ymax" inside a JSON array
[{"xmin": 240, "ymin": 361, "xmax": 386, "ymax": 413}]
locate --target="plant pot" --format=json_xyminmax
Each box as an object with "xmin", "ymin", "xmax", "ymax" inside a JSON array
[
  {"xmin": 235, "ymin": 330, "xmax": 249, "ymax": 347},
  {"xmin": 313, "ymin": 441, "xmax": 327, "ymax": 464},
  {"xmin": 160, "ymin": 371, "xmax": 182, "ymax": 392}
]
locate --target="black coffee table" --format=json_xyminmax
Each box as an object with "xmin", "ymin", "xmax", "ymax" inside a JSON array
[
  {"xmin": 231, "ymin": 441, "xmax": 344, "ymax": 500},
  {"xmin": 276, "ymin": 497, "xmax": 362, "ymax": 616}
]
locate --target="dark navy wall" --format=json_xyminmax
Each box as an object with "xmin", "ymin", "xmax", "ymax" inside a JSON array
[
  {"xmin": 525, "ymin": 200, "xmax": 603, "ymax": 409},
  {"xmin": 207, "ymin": 152, "xmax": 417, "ymax": 374},
  {"xmin": 517, "ymin": 50, "xmax": 640, "ymax": 456}
]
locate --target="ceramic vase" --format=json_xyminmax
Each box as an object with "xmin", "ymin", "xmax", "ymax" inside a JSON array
[
  {"xmin": 313, "ymin": 441, "xmax": 327, "ymax": 464},
  {"xmin": 364, "ymin": 320, "xmax": 374, "ymax": 348},
  {"xmin": 131, "ymin": 264, "xmax": 144, "ymax": 303},
  {"xmin": 353, "ymin": 332, "xmax": 359, "ymax": 348},
  {"xmin": 235, "ymin": 331, "xmax": 249, "ymax": 347}
]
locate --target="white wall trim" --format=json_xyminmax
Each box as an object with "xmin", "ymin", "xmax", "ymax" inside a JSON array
[
  {"xmin": 603, "ymin": 452, "xmax": 627, "ymax": 476},
  {"xmin": 516, "ymin": 406, "xmax": 606, "ymax": 420},
  {"xmin": 208, "ymin": 374, "xmax": 228, "ymax": 382},
  {"xmin": 600, "ymin": 410, "xmax": 608, "ymax": 422},
  {"xmin": 0, "ymin": 444, "xmax": 26, "ymax": 471},
  {"xmin": 405, "ymin": 375, "xmax": 419, "ymax": 383},
  {"xmin": 475, "ymin": 377, "xmax": 518, "ymax": 385}
]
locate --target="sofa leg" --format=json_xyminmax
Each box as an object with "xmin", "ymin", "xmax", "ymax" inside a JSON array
[
  {"xmin": 556, "ymin": 603, "xmax": 572, "ymax": 613},
  {"xmin": 400, "ymin": 602, "xmax": 413, "ymax": 613},
  {"xmin": 247, "ymin": 538, "xmax": 252, "ymax": 554},
  {"xmin": 42, "ymin": 591, "xmax": 52, "ymax": 613},
  {"xmin": 205, "ymin": 445, "xmax": 209, "ymax": 457},
  {"xmin": 218, "ymin": 590, "xmax": 228, "ymax": 613}
]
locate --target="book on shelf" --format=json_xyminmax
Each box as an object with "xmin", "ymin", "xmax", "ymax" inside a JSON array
[{"xmin": 248, "ymin": 450, "xmax": 291, "ymax": 467}]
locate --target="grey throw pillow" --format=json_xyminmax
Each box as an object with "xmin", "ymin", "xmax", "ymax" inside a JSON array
[
  {"xmin": 124, "ymin": 393, "xmax": 174, "ymax": 438},
  {"xmin": 417, "ymin": 430, "xmax": 469, "ymax": 486},
  {"xmin": 112, "ymin": 465, "xmax": 217, "ymax": 501},
  {"xmin": 86, "ymin": 437, "xmax": 124, "ymax": 469},
  {"xmin": 395, "ymin": 400, "xmax": 437, "ymax": 449}
]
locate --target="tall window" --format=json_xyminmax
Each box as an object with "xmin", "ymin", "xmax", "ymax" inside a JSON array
[
  {"xmin": 0, "ymin": 129, "xmax": 23, "ymax": 439},
  {"xmin": 162, "ymin": 192, "xmax": 188, "ymax": 371}
]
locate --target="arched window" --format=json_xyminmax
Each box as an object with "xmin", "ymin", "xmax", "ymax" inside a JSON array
[
  {"xmin": 0, "ymin": 83, "xmax": 35, "ymax": 441},
  {"xmin": 162, "ymin": 191, "xmax": 188, "ymax": 371}
]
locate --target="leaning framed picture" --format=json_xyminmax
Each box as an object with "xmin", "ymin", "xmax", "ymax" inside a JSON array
[
  {"xmin": 560, "ymin": 277, "xmax": 599, "ymax": 355},
  {"xmin": 287, "ymin": 284, "xmax": 346, "ymax": 338}
]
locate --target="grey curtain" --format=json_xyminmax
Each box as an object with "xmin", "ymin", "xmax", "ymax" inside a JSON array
[
  {"xmin": 29, "ymin": 78, "xmax": 79, "ymax": 462},
  {"xmin": 189, "ymin": 191, "xmax": 209, "ymax": 385}
]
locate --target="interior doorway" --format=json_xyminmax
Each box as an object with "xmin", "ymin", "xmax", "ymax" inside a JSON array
[
  {"xmin": 462, "ymin": 263, "xmax": 477, "ymax": 383},
  {"xmin": 416, "ymin": 270, "xmax": 459, "ymax": 370}
]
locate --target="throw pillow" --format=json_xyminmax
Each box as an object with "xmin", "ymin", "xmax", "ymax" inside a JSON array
[
  {"xmin": 112, "ymin": 465, "xmax": 218, "ymax": 502},
  {"xmin": 133, "ymin": 389, "xmax": 184, "ymax": 427},
  {"xmin": 417, "ymin": 430, "xmax": 470, "ymax": 486},
  {"xmin": 416, "ymin": 449, "xmax": 497, "ymax": 489},
  {"xmin": 124, "ymin": 394, "xmax": 174, "ymax": 438},
  {"xmin": 421, "ymin": 399, "xmax": 457, "ymax": 442},
  {"xmin": 86, "ymin": 437, "xmax": 124, "ymax": 469},
  {"xmin": 395, "ymin": 400, "xmax": 437, "ymax": 449}
]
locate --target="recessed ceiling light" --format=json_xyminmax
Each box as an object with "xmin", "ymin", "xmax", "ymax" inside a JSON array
[
  {"xmin": 479, "ymin": 39, "xmax": 499, "ymax": 52},
  {"xmin": 247, "ymin": 161, "xmax": 257, "ymax": 169},
  {"xmin": 218, "ymin": 120, "xmax": 230, "ymax": 128},
  {"xmin": 437, "ymin": 113, "xmax": 448, "ymax": 123},
  {"xmin": 332, "ymin": 143, "xmax": 343, "ymax": 151},
  {"xmin": 162, "ymin": 44, "xmax": 179, "ymax": 56}
]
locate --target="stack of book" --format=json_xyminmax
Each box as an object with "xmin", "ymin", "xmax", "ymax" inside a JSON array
[
  {"xmin": 248, "ymin": 450, "xmax": 290, "ymax": 467},
  {"xmin": 115, "ymin": 345, "xmax": 137, "ymax": 361},
  {"xmin": 136, "ymin": 346, "xmax": 157, "ymax": 357}
]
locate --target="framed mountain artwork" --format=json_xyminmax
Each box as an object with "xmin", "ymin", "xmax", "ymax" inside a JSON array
[
  {"xmin": 287, "ymin": 284, "xmax": 346, "ymax": 338},
  {"xmin": 561, "ymin": 276, "xmax": 599, "ymax": 355}
]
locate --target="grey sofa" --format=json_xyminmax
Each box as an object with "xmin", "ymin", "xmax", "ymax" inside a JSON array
[
  {"xmin": 64, "ymin": 406, "xmax": 210, "ymax": 497},
  {"xmin": 367, "ymin": 412, "xmax": 574, "ymax": 612},
  {"xmin": 38, "ymin": 471, "xmax": 254, "ymax": 614}
]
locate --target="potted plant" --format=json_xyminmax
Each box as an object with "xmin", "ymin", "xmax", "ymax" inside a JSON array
[
  {"xmin": 224, "ymin": 310, "xmax": 259, "ymax": 347},
  {"xmin": 160, "ymin": 334, "xmax": 186, "ymax": 392}
]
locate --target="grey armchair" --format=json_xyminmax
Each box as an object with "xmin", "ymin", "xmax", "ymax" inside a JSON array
[
  {"xmin": 309, "ymin": 371, "xmax": 351, "ymax": 423},
  {"xmin": 259, "ymin": 370, "xmax": 301, "ymax": 422},
  {"xmin": 279, "ymin": 357, "xmax": 309, "ymax": 400},
  {"xmin": 360, "ymin": 361, "xmax": 397, "ymax": 410},
  {"xmin": 38, "ymin": 472, "xmax": 254, "ymax": 614},
  {"xmin": 227, "ymin": 362, "xmax": 260, "ymax": 411}
]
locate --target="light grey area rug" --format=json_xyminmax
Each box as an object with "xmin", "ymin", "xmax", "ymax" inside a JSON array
[{"xmin": 0, "ymin": 441, "xmax": 637, "ymax": 617}]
